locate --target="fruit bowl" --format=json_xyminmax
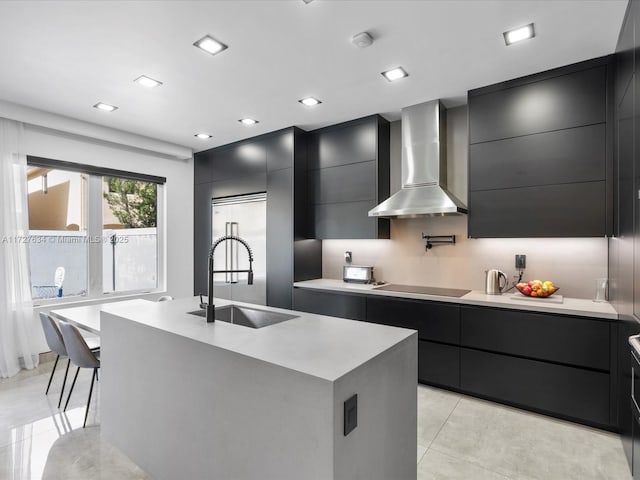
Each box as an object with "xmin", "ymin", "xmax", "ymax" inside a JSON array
[{"xmin": 515, "ymin": 280, "xmax": 559, "ymax": 298}]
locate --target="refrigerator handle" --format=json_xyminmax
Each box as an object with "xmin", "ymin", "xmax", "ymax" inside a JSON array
[
  {"xmin": 231, "ymin": 222, "xmax": 239, "ymax": 283},
  {"xmin": 225, "ymin": 222, "xmax": 231, "ymax": 283}
]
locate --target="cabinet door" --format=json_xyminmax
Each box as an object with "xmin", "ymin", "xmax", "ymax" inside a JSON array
[
  {"xmin": 308, "ymin": 120, "xmax": 377, "ymax": 169},
  {"xmin": 210, "ymin": 143, "xmax": 266, "ymax": 182},
  {"xmin": 418, "ymin": 341, "xmax": 460, "ymax": 389},
  {"xmin": 366, "ymin": 296, "xmax": 460, "ymax": 344},
  {"xmin": 292, "ymin": 288, "xmax": 366, "ymax": 320},
  {"xmin": 461, "ymin": 307, "xmax": 610, "ymax": 370},
  {"xmin": 468, "ymin": 181, "xmax": 607, "ymax": 238},
  {"xmin": 469, "ymin": 65, "xmax": 606, "ymax": 143},
  {"xmin": 265, "ymin": 130, "xmax": 293, "ymax": 172},
  {"xmin": 469, "ymin": 124, "xmax": 605, "ymax": 191},
  {"xmin": 310, "ymin": 161, "xmax": 376, "ymax": 204},
  {"xmin": 313, "ymin": 201, "xmax": 379, "ymax": 239},
  {"xmin": 266, "ymin": 168, "xmax": 293, "ymax": 309},
  {"xmin": 461, "ymin": 348, "xmax": 611, "ymax": 427},
  {"xmin": 194, "ymin": 182, "xmax": 215, "ymax": 294}
]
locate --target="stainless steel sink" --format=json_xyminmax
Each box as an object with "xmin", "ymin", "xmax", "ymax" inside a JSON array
[{"xmin": 187, "ymin": 305, "xmax": 297, "ymax": 329}]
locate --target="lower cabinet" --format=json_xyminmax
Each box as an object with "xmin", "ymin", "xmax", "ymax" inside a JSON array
[
  {"xmin": 292, "ymin": 287, "xmax": 616, "ymax": 429},
  {"xmin": 292, "ymin": 287, "xmax": 366, "ymax": 320},
  {"xmin": 418, "ymin": 341, "xmax": 459, "ymax": 389},
  {"xmin": 460, "ymin": 348, "xmax": 610, "ymax": 426}
]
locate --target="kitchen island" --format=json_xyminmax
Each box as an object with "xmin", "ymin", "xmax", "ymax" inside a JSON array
[{"xmin": 97, "ymin": 297, "xmax": 417, "ymax": 480}]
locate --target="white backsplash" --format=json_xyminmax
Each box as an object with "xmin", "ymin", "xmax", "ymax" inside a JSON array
[{"xmin": 322, "ymin": 216, "xmax": 608, "ymax": 300}]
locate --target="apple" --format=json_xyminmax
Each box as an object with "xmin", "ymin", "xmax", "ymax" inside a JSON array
[{"xmin": 523, "ymin": 286, "xmax": 532, "ymax": 295}]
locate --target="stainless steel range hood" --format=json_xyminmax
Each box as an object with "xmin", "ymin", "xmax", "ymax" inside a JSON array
[{"xmin": 368, "ymin": 100, "xmax": 467, "ymax": 218}]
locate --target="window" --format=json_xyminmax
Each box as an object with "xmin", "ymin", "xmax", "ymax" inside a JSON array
[
  {"xmin": 27, "ymin": 168, "xmax": 88, "ymax": 299},
  {"xmin": 26, "ymin": 159, "xmax": 165, "ymax": 301},
  {"xmin": 102, "ymin": 177, "xmax": 158, "ymax": 293}
]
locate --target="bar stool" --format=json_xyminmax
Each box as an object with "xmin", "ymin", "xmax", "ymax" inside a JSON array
[
  {"xmin": 58, "ymin": 321, "xmax": 101, "ymax": 428},
  {"xmin": 39, "ymin": 313, "xmax": 99, "ymax": 408}
]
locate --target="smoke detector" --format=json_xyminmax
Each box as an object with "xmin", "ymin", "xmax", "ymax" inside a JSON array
[{"xmin": 351, "ymin": 32, "xmax": 373, "ymax": 48}]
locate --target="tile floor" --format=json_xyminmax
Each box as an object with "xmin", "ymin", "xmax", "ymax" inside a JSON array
[{"xmin": 0, "ymin": 360, "xmax": 633, "ymax": 479}]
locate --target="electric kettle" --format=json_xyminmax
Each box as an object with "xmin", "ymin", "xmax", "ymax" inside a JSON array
[{"xmin": 485, "ymin": 269, "xmax": 507, "ymax": 295}]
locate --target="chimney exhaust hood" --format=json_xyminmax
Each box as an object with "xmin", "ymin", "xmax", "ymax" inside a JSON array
[{"xmin": 368, "ymin": 100, "xmax": 467, "ymax": 218}]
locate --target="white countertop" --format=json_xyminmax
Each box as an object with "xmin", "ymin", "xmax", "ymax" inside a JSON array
[
  {"xmin": 293, "ymin": 279, "xmax": 618, "ymax": 320},
  {"xmin": 87, "ymin": 297, "xmax": 415, "ymax": 382}
]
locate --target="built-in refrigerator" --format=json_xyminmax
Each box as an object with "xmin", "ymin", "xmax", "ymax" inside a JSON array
[{"xmin": 211, "ymin": 193, "xmax": 266, "ymax": 305}]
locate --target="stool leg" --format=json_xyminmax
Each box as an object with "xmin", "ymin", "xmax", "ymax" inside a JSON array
[
  {"xmin": 83, "ymin": 368, "xmax": 97, "ymax": 428},
  {"xmin": 45, "ymin": 355, "xmax": 59, "ymax": 395},
  {"xmin": 64, "ymin": 367, "xmax": 80, "ymax": 412},
  {"xmin": 57, "ymin": 359, "xmax": 71, "ymax": 408}
]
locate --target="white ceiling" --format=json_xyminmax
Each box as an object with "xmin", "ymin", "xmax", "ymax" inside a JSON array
[{"xmin": 0, "ymin": 0, "xmax": 628, "ymax": 153}]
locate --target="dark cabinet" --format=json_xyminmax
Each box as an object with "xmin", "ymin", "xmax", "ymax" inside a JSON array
[
  {"xmin": 460, "ymin": 305, "xmax": 615, "ymax": 428},
  {"xmin": 194, "ymin": 128, "xmax": 321, "ymax": 309},
  {"xmin": 293, "ymin": 286, "xmax": 617, "ymax": 429},
  {"xmin": 469, "ymin": 65, "xmax": 607, "ymax": 143},
  {"xmin": 366, "ymin": 296, "xmax": 461, "ymax": 389},
  {"xmin": 292, "ymin": 288, "xmax": 366, "ymax": 321},
  {"xmin": 307, "ymin": 115, "xmax": 390, "ymax": 239},
  {"xmin": 266, "ymin": 167, "xmax": 293, "ymax": 308},
  {"xmin": 418, "ymin": 341, "xmax": 459, "ymax": 389},
  {"xmin": 460, "ymin": 348, "xmax": 610, "ymax": 426},
  {"xmin": 613, "ymin": 2, "xmax": 640, "ymax": 471},
  {"xmin": 460, "ymin": 307, "xmax": 610, "ymax": 370},
  {"xmin": 366, "ymin": 296, "xmax": 459, "ymax": 344},
  {"xmin": 468, "ymin": 56, "xmax": 613, "ymax": 238}
]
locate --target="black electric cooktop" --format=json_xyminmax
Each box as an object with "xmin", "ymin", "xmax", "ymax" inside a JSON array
[{"xmin": 373, "ymin": 284, "xmax": 471, "ymax": 298}]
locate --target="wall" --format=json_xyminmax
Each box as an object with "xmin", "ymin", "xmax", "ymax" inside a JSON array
[
  {"xmin": 22, "ymin": 124, "xmax": 193, "ymax": 352},
  {"xmin": 323, "ymin": 106, "xmax": 608, "ymax": 299}
]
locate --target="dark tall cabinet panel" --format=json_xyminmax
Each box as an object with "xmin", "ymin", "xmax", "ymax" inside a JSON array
[
  {"xmin": 468, "ymin": 56, "xmax": 614, "ymax": 238},
  {"xmin": 308, "ymin": 115, "xmax": 390, "ymax": 239},
  {"xmin": 194, "ymin": 128, "xmax": 321, "ymax": 309},
  {"xmin": 613, "ymin": 0, "xmax": 640, "ymax": 472}
]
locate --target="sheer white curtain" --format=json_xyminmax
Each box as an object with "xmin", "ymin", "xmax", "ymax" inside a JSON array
[{"xmin": 0, "ymin": 118, "xmax": 39, "ymax": 377}]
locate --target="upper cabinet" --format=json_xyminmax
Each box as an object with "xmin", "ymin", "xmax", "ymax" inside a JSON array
[
  {"xmin": 468, "ymin": 56, "xmax": 614, "ymax": 238},
  {"xmin": 307, "ymin": 115, "xmax": 391, "ymax": 239}
]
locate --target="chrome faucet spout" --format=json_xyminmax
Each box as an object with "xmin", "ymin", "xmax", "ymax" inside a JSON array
[{"xmin": 206, "ymin": 235, "xmax": 255, "ymax": 323}]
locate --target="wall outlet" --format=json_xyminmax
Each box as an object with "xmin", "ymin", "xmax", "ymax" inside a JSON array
[
  {"xmin": 515, "ymin": 254, "xmax": 526, "ymax": 269},
  {"xmin": 344, "ymin": 394, "xmax": 358, "ymax": 436}
]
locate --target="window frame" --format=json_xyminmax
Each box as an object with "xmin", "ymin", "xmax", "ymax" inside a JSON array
[{"xmin": 26, "ymin": 155, "xmax": 166, "ymax": 305}]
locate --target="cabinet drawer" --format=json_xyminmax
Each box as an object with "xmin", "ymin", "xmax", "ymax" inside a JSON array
[
  {"xmin": 292, "ymin": 288, "xmax": 366, "ymax": 320},
  {"xmin": 461, "ymin": 307, "xmax": 610, "ymax": 370},
  {"xmin": 469, "ymin": 124, "xmax": 606, "ymax": 191},
  {"xmin": 461, "ymin": 348, "xmax": 610, "ymax": 426},
  {"xmin": 418, "ymin": 341, "xmax": 460, "ymax": 388},
  {"xmin": 469, "ymin": 65, "xmax": 606, "ymax": 143},
  {"xmin": 468, "ymin": 181, "xmax": 607, "ymax": 238},
  {"xmin": 367, "ymin": 296, "xmax": 460, "ymax": 343}
]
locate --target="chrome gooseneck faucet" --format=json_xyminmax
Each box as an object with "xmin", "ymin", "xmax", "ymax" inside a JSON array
[{"xmin": 206, "ymin": 235, "xmax": 254, "ymax": 323}]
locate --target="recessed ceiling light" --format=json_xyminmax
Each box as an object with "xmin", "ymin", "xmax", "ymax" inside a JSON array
[
  {"xmin": 302, "ymin": 0, "xmax": 315, "ymax": 3},
  {"xmin": 193, "ymin": 35, "xmax": 228, "ymax": 56},
  {"xmin": 93, "ymin": 102, "xmax": 118, "ymax": 112},
  {"xmin": 381, "ymin": 67, "xmax": 409, "ymax": 82},
  {"xmin": 239, "ymin": 118, "xmax": 259, "ymax": 125},
  {"xmin": 503, "ymin": 23, "xmax": 535, "ymax": 46},
  {"xmin": 134, "ymin": 75, "xmax": 162, "ymax": 88},
  {"xmin": 194, "ymin": 133, "xmax": 212, "ymax": 139},
  {"xmin": 298, "ymin": 97, "xmax": 322, "ymax": 107}
]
